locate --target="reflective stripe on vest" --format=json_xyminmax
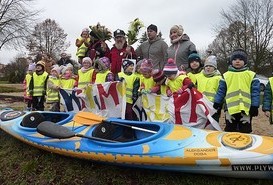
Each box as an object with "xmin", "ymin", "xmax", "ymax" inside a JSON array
[
  {"xmin": 78, "ymin": 69, "xmax": 94, "ymax": 88},
  {"xmin": 118, "ymin": 72, "xmax": 138, "ymax": 104},
  {"xmin": 46, "ymin": 77, "xmax": 61, "ymax": 102},
  {"xmin": 33, "ymin": 72, "xmax": 48, "ymax": 96},
  {"xmin": 197, "ymin": 73, "xmax": 222, "ymax": 102},
  {"xmin": 224, "ymin": 70, "xmax": 255, "ymax": 115}
]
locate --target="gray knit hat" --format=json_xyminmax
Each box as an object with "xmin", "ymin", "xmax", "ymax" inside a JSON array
[{"xmin": 204, "ymin": 55, "xmax": 217, "ymax": 69}]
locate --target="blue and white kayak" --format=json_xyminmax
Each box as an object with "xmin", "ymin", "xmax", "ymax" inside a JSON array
[{"xmin": 1, "ymin": 109, "xmax": 273, "ymax": 179}]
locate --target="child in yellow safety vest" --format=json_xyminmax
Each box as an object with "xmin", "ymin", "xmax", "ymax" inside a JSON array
[
  {"xmin": 151, "ymin": 69, "xmax": 172, "ymax": 96},
  {"xmin": 46, "ymin": 66, "xmax": 61, "ymax": 112},
  {"xmin": 29, "ymin": 61, "xmax": 49, "ymax": 111},
  {"xmin": 163, "ymin": 58, "xmax": 193, "ymax": 96},
  {"xmin": 213, "ymin": 49, "xmax": 260, "ymax": 133},
  {"xmin": 94, "ymin": 57, "xmax": 115, "ymax": 83},
  {"xmin": 187, "ymin": 52, "xmax": 203, "ymax": 86},
  {"xmin": 60, "ymin": 64, "xmax": 78, "ymax": 90},
  {"xmin": 118, "ymin": 59, "xmax": 140, "ymax": 120},
  {"xmin": 23, "ymin": 62, "xmax": 36, "ymax": 111},
  {"xmin": 197, "ymin": 55, "xmax": 222, "ymax": 122},
  {"xmin": 262, "ymin": 78, "xmax": 273, "ymax": 124},
  {"xmin": 76, "ymin": 57, "xmax": 95, "ymax": 89},
  {"xmin": 139, "ymin": 59, "xmax": 155, "ymax": 94}
]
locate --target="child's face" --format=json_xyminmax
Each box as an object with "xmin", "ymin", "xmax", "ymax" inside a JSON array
[
  {"xmin": 82, "ymin": 62, "xmax": 91, "ymax": 69},
  {"xmin": 204, "ymin": 65, "xmax": 215, "ymax": 74},
  {"xmin": 51, "ymin": 70, "xmax": 58, "ymax": 77},
  {"xmin": 36, "ymin": 65, "xmax": 43, "ymax": 71},
  {"xmin": 142, "ymin": 71, "xmax": 151, "ymax": 78},
  {"xmin": 232, "ymin": 58, "xmax": 245, "ymax": 69},
  {"xmin": 166, "ymin": 74, "xmax": 176, "ymax": 80},
  {"xmin": 190, "ymin": 61, "xmax": 200, "ymax": 70},
  {"xmin": 125, "ymin": 64, "xmax": 134, "ymax": 73}
]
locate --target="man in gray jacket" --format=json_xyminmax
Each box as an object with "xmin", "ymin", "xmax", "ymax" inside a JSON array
[{"xmin": 136, "ymin": 24, "xmax": 168, "ymax": 70}]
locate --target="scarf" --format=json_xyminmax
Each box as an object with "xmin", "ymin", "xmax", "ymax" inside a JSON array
[
  {"xmin": 80, "ymin": 67, "xmax": 91, "ymax": 73},
  {"xmin": 203, "ymin": 69, "xmax": 221, "ymax": 77},
  {"xmin": 228, "ymin": 65, "xmax": 249, "ymax": 72}
]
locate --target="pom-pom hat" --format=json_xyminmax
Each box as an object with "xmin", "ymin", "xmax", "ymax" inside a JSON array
[
  {"xmin": 163, "ymin": 58, "xmax": 178, "ymax": 75},
  {"xmin": 152, "ymin": 69, "xmax": 165, "ymax": 82},
  {"xmin": 122, "ymin": 60, "xmax": 134, "ymax": 71},
  {"xmin": 140, "ymin": 59, "xmax": 153, "ymax": 73}
]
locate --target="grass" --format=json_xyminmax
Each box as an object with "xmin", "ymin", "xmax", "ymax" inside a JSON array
[{"xmin": 0, "ymin": 131, "xmax": 272, "ymax": 185}]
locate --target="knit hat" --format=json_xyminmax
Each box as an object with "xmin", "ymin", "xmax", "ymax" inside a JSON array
[
  {"xmin": 81, "ymin": 28, "xmax": 89, "ymax": 34},
  {"xmin": 147, "ymin": 24, "xmax": 158, "ymax": 33},
  {"xmin": 28, "ymin": 62, "xmax": 36, "ymax": 71},
  {"xmin": 163, "ymin": 58, "xmax": 178, "ymax": 75},
  {"xmin": 230, "ymin": 48, "xmax": 248, "ymax": 64},
  {"xmin": 204, "ymin": 55, "xmax": 217, "ymax": 69},
  {"xmin": 36, "ymin": 60, "xmax": 45, "ymax": 69},
  {"xmin": 51, "ymin": 66, "xmax": 60, "ymax": 75},
  {"xmin": 82, "ymin": 57, "xmax": 92, "ymax": 65},
  {"xmin": 188, "ymin": 52, "xmax": 201, "ymax": 63},
  {"xmin": 66, "ymin": 63, "xmax": 73, "ymax": 70},
  {"xmin": 114, "ymin": 29, "xmax": 126, "ymax": 38},
  {"xmin": 152, "ymin": 69, "xmax": 165, "ymax": 82},
  {"xmin": 94, "ymin": 57, "xmax": 110, "ymax": 72},
  {"xmin": 122, "ymin": 59, "xmax": 134, "ymax": 71},
  {"xmin": 140, "ymin": 59, "xmax": 153, "ymax": 73},
  {"xmin": 170, "ymin": 25, "xmax": 184, "ymax": 36}
]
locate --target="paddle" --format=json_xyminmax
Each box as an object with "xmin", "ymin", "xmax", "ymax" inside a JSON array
[
  {"xmin": 37, "ymin": 121, "xmax": 119, "ymax": 143},
  {"xmin": 74, "ymin": 111, "xmax": 158, "ymax": 134}
]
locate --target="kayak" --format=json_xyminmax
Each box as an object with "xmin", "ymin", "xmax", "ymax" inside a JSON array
[{"xmin": 1, "ymin": 109, "xmax": 273, "ymax": 179}]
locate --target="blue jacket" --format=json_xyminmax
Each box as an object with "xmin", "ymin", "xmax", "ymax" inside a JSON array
[
  {"xmin": 214, "ymin": 68, "xmax": 260, "ymax": 108},
  {"xmin": 262, "ymin": 81, "xmax": 272, "ymax": 111}
]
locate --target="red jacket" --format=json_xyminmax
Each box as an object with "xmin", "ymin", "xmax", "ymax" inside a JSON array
[{"xmin": 106, "ymin": 44, "xmax": 137, "ymax": 75}]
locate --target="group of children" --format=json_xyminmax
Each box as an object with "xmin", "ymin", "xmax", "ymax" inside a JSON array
[{"xmin": 23, "ymin": 48, "xmax": 273, "ymax": 134}]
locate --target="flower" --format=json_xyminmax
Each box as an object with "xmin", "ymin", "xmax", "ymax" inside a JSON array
[
  {"xmin": 89, "ymin": 22, "xmax": 112, "ymax": 41},
  {"xmin": 126, "ymin": 18, "xmax": 144, "ymax": 45}
]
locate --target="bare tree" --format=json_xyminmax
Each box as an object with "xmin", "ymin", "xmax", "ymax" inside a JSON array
[
  {"xmin": 209, "ymin": 0, "xmax": 273, "ymax": 75},
  {"xmin": 26, "ymin": 19, "xmax": 70, "ymax": 60},
  {"xmin": 0, "ymin": 0, "xmax": 39, "ymax": 51}
]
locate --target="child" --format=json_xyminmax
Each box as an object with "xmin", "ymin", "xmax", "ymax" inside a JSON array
[
  {"xmin": 118, "ymin": 59, "xmax": 140, "ymax": 120},
  {"xmin": 187, "ymin": 52, "xmax": 203, "ymax": 85},
  {"xmin": 76, "ymin": 28, "xmax": 90, "ymax": 64},
  {"xmin": 197, "ymin": 55, "xmax": 222, "ymax": 122},
  {"xmin": 94, "ymin": 57, "xmax": 114, "ymax": 83},
  {"xmin": 139, "ymin": 59, "xmax": 155, "ymax": 94},
  {"xmin": 29, "ymin": 61, "xmax": 49, "ymax": 111},
  {"xmin": 262, "ymin": 78, "xmax": 273, "ymax": 124},
  {"xmin": 77, "ymin": 57, "xmax": 95, "ymax": 89},
  {"xmin": 163, "ymin": 58, "xmax": 193, "ymax": 95},
  {"xmin": 135, "ymin": 60, "xmax": 143, "ymax": 79},
  {"xmin": 46, "ymin": 66, "xmax": 61, "ymax": 112},
  {"xmin": 23, "ymin": 62, "xmax": 36, "ymax": 111},
  {"xmin": 60, "ymin": 64, "xmax": 78, "ymax": 90},
  {"xmin": 213, "ymin": 49, "xmax": 260, "ymax": 133},
  {"xmin": 151, "ymin": 69, "xmax": 171, "ymax": 96}
]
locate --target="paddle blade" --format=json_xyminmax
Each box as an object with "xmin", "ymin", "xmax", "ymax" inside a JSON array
[
  {"xmin": 37, "ymin": 121, "xmax": 75, "ymax": 139},
  {"xmin": 73, "ymin": 111, "xmax": 105, "ymax": 125}
]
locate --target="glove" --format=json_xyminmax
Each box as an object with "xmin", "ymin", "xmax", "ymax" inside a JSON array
[
  {"xmin": 249, "ymin": 106, "xmax": 259, "ymax": 117},
  {"xmin": 213, "ymin": 102, "xmax": 221, "ymax": 110},
  {"xmin": 187, "ymin": 82, "xmax": 195, "ymax": 89}
]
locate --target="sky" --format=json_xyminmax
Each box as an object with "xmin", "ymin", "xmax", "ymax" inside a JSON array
[{"xmin": 0, "ymin": 0, "xmax": 237, "ymax": 64}]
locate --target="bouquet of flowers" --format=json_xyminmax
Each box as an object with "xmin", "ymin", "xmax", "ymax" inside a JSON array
[
  {"xmin": 126, "ymin": 18, "xmax": 144, "ymax": 45},
  {"xmin": 89, "ymin": 22, "xmax": 112, "ymax": 41}
]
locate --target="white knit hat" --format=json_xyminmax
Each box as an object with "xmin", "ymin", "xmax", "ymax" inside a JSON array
[{"xmin": 204, "ymin": 55, "xmax": 217, "ymax": 69}]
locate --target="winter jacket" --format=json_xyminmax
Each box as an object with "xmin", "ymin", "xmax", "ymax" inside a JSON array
[
  {"xmin": 136, "ymin": 36, "xmax": 168, "ymax": 70},
  {"xmin": 262, "ymin": 79, "xmax": 272, "ymax": 111},
  {"xmin": 167, "ymin": 34, "xmax": 196, "ymax": 69}
]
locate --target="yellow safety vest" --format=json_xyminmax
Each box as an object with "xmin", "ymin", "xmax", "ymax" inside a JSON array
[
  {"xmin": 118, "ymin": 72, "xmax": 139, "ymax": 104},
  {"xmin": 269, "ymin": 77, "xmax": 273, "ymax": 123},
  {"xmin": 224, "ymin": 70, "xmax": 255, "ymax": 115},
  {"xmin": 78, "ymin": 69, "xmax": 94, "ymax": 89},
  {"xmin": 166, "ymin": 74, "xmax": 187, "ymax": 92},
  {"xmin": 61, "ymin": 78, "xmax": 76, "ymax": 89},
  {"xmin": 95, "ymin": 70, "xmax": 111, "ymax": 84},
  {"xmin": 197, "ymin": 73, "xmax": 222, "ymax": 102},
  {"xmin": 76, "ymin": 37, "xmax": 91, "ymax": 57},
  {"xmin": 187, "ymin": 72, "xmax": 202, "ymax": 85},
  {"xmin": 32, "ymin": 72, "xmax": 48, "ymax": 96},
  {"xmin": 140, "ymin": 76, "xmax": 155, "ymax": 90},
  {"xmin": 46, "ymin": 77, "xmax": 61, "ymax": 102}
]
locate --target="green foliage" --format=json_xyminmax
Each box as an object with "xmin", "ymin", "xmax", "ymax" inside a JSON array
[
  {"xmin": 3, "ymin": 57, "xmax": 28, "ymax": 83},
  {"xmin": 126, "ymin": 18, "xmax": 144, "ymax": 45}
]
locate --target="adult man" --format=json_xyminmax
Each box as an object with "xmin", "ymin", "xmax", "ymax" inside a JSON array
[
  {"xmin": 106, "ymin": 29, "xmax": 137, "ymax": 76},
  {"xmin": 136, "ymin": 24, "xmax": 168, "ymax": 70},
  {"xmin": 57, "ymin": 52, "xmax": 73, "ymax": 66}
]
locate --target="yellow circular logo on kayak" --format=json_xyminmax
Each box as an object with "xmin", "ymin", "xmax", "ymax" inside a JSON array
[{"xmin": 221, "ymin": 133, "xmax": 252, "ymax": 150}]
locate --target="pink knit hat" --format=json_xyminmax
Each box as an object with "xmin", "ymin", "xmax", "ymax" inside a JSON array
[
  {"xmin": 152, "ymin": 69, "xmax": 165, "ymax": 82},
  {"xmin": 163, "ymin": 58, "xmax": 178, "ymax": 75},
  {"xmin": 140, "ymin": 59, "xmax": 153, "ymax": 73}
]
